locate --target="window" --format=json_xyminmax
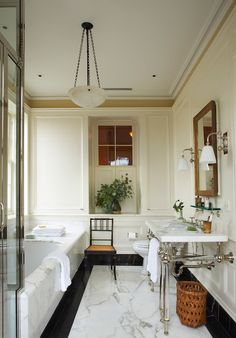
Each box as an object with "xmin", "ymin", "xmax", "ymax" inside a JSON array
[{"xmin": 98, "ymin": 125, "xmax": 133, "ymax": 166}]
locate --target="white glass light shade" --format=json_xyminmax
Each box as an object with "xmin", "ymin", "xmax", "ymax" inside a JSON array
[
  {"xmin": 200, "ymin": 162, "xmax": 210, "ymax": 171},
  {"xmin": 177, "ymin": 157, "xmax": 189, "ymax": 171},
  {"xmin": 68, "ymin": 85, "xmax": 106, "ymax": 108},
  {"xmin": 199, "ymin": 145, "xmax": 216, "ymax": 164}
]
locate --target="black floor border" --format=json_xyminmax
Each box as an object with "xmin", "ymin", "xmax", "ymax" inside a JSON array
[
  {"xmin": 41, "ymin": 263, "xmax": 92, "ymax": 338},
  {"xmin": 41, "ymin": 254, "xmax": 142, "ymax": 338},
  {"xmin": 41, "ymin": 257, "xmax": 236, "ymax": 338}
]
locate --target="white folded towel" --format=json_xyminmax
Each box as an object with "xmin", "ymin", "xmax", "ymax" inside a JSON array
[
  {"xmin": 147, "ymin": 238, "xmax": 160, "ymax": 283},
  {"xmin": 33, "ymin": 231, "xmax": 65, "ymax": 237},
  {"xmin": 32, "ymin": 225, "xmax": 65, "ymax": 237},
  {"xmin": 34, "ymin": 225, "xmax": 65, "ymax": 231},
  {"xmin": 43, "ymin": 250, "xmax": 71, "ymax": 291}
]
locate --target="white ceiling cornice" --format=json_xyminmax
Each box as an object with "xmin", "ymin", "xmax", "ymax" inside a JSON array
[
  {"xmin": 170, "ymin": 0, "xmax": 234, "ymax": 98},
  {"xmin": 24, "ymin": 0, "xmax": 236, "ymax": 101}
]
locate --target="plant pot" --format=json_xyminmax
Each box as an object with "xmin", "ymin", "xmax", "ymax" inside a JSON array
[
  {"xmin": 103, "ymin": 205, "xmax": 112, "ymax": 214},
  {"xmin": 177, "ymin": 210, "xmax": 184, "ymax": 221},
  {"xmin": 111, "ymin": 200, "xmax": 121, "ymax": 214}
]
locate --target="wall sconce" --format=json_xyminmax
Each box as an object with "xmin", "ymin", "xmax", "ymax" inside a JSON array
[
  {"xmin": 200, "ymin": 162, "xmax": 210, "ymax": 171},
  {"xmin": 199, "ymin": 131, "xmax": 228, "ymax": 164},
  {"xmin": 177, "ymin": 147, "xmax": 195, "ymax": 171}
]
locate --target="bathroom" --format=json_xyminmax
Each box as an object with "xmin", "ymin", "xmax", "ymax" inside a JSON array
[{"xmin": 0, "ymin": 1, "xmax": 236, "ymax": 337}]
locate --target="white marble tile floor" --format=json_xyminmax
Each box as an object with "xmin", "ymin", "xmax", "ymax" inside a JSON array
[{"xmin": 68, "ymin": 266, "xmax": 212, "ymax": 338}]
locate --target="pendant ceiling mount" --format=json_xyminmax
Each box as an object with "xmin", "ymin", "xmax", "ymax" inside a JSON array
[{"xmin": 68, "ymin": 21, "xmax": 106, "ymax": 108}]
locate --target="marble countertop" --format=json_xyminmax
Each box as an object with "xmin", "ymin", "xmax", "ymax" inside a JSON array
[{"xmin": 146, "ymin": 219, "xmax": 228, "ymax": 243}]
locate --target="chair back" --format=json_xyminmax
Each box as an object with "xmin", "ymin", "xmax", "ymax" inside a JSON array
[{"xmin": 90, "ymin": 218, "xmax": 114, "ymax": 246}]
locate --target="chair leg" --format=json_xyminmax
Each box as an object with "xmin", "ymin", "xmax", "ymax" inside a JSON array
[
  {"xmin": 113, "ymin": 254, "xmax": 117, "ymax": 280},
  {"xmin": 113, "ymin": 265, "xmax": 117, "ymax": 280}
]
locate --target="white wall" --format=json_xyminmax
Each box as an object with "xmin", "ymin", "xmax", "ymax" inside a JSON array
[
  {"xmin": 27, "ymin": 108, "xmax": 174, "ymax": 252},
  {"xmin": 29, "ymin": 110, "xmax": 89, "ymax": 215},
  {"xmin": 173, "ymin": 7, "xmax": 236, "ymax": 321}
]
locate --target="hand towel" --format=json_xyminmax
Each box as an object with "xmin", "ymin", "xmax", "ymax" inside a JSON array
[
  {"xmin": 147, "ymin": 238, "xmax": 160, "ymax": 283},
  {"xmin": 43, "ymin": 250, "xmax": 71, "ymax": 291}
]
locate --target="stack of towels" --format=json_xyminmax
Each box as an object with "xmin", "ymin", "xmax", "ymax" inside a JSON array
[{"xmin": 32, "ymin": 225, "xmax": 65, "ymax": 237}]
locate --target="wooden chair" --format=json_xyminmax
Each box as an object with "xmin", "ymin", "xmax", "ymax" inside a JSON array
[{"xmin": 84, "ymin": 218, "xmax": 117, "ymax": 280}]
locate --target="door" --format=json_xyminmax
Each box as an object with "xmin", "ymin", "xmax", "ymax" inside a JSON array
[{"xmin": 0, "ymin": 1, "xmax": 24, "ymax": 337}]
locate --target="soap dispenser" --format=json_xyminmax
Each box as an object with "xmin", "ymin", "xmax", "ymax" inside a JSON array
[{"xmin": 205, "ymin": 197, "xmax": 209, "ymax": 209}]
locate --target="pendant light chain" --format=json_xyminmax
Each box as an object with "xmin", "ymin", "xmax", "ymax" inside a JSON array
[
  {"xmin": 86, "ymin": 28, "xmax": 90, "ymax": 86},
  {"xmin": 74, "ymin": 28, "xmax": 85, "ymax": 87},
  {"xmin": 90, "ymin": 30, "xmax": 101, "ymax": 88},
  {"xmin": 68, "ymin": 21, "xmax": 106, "ymax": 108}
]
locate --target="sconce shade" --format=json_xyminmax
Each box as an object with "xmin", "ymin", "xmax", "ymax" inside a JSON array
[
  {"xmin": 177, "ymin": 157, "xmax": 189, "ymax": 171},
  {"xmin": 200, "ymin": 162, "xmax": 210, "ymax": 171},
  {"xmin": 199, "ymin": 145, "xmax": 216, "ymax": 164},
  {"xmin": 68, "ymin": 85, "xmax": 106, "ymax": 108}
]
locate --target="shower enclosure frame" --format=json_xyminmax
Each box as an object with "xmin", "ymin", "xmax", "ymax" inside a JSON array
[{"xmin": 0, "ymin": 1, "xmax": 24, "ymax": 337}]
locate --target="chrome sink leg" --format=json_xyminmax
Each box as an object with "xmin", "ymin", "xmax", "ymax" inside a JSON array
[
  {"xmin": 159, "ymin": 261, "xmax": 164, "ymax": 320},
  {"xmin": 163, "ymin": 261, "xmax": 170, "ymax": 335}
]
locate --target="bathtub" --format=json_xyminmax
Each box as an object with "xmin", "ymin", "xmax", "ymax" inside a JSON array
[{"xmin": 19, "ymin": 224, "xmax": 86, "ymax": 338}]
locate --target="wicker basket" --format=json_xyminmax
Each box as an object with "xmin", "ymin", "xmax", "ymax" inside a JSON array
[{"xmin": 176, "ymin": 281, "xmax": 207, "ymax": 328}]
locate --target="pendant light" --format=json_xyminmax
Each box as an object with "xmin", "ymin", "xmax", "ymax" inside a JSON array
[{"xmin": 68, "ymin": 22, "xmax": 106, "ymax": 108}]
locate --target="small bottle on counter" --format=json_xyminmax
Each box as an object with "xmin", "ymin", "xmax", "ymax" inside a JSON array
[
  {"xmin": 195, "ymin": 195, "xmax": 202, "ymax": 207},
  {"xmin": 205, "ymin": 197, "xmax": 209, "ymax": 209}
]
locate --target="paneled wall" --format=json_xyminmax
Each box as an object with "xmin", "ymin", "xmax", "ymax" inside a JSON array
[
  {"xmin": 28, "ymin": 108, "xmax": 174, "ymax": 252},
  {"xmin": 173, "ymin": 7, "xmax": 236, "ymax": 321},
  {"xmin": 29, "ymin": 110, "xmax": 89, "ymax": 215}
]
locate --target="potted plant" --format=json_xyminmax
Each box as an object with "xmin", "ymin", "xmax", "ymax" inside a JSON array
[
  {"xmin": 173, "ymin": 199, "xmax": 184, "ymax": 220},
  {"xmin": 96, "ymin": 173, "xmax": 133, "ymax": 214}
]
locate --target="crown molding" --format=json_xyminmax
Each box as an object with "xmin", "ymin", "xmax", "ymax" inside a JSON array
[{"xmin": 170, "ymin": 0, "xmax": 235, "ymax": 98}]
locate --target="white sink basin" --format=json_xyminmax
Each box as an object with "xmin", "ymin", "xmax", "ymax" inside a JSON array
[{"xmin": 146, "ymin": 219, "xmax": 228, "ymax": 243}]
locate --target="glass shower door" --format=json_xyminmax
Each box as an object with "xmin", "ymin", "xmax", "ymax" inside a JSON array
[
  {"xmin": 0, "ymin": 48, "xmax": 23, "ymax": 338},
  {"xmin": 5, "ymin": 54, "xmax": 22, "ymax": 338},
  {"xmin": 0, "ymin": 39, "xmax": 4, "ymax": 338},
  {"xmin": 0, "ymin": 1, "xmax": 24, "ymax": 336}
]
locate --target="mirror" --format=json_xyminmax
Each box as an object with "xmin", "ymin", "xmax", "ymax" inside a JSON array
[{"xmin": 193, "ymin": 100, "xmax": 218, "ymax": 196}]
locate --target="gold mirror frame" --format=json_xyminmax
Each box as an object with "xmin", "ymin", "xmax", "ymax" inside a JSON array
[{"xmin": 193, "ymin": 100, "xmax": 218, "ymax": 196}]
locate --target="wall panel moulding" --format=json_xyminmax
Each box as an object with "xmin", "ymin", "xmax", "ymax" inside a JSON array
[{"xmin": 26, "ymin": 98, "xmax": 174, "ymax": 109}]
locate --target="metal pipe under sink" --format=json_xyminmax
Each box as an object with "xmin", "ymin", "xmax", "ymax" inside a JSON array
[{"xmin": 172, "ymin": 261, "xmax": 215, "ymax": 277}]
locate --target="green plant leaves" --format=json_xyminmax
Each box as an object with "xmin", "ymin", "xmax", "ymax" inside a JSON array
[
  {"xmin": 173, "ymin": 199, "xmax": 184, "ymax": 212},
  {"xmin": 96, "ymin": 174, "xmax": 133, "ymax": 210}
]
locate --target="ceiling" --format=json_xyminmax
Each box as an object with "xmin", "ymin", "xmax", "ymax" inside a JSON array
[{"xmin": 24, "ymin": 0, "xmax": 232, "ymax": 100}]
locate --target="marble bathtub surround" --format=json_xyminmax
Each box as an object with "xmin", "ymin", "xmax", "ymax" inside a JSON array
[
  {"xmin": 19, "ymin": 224, "xmax": 86, "ymax": 338},
  {"xmin": 68, "ymin": 266, "xmax": 212, "ymax": 338}
]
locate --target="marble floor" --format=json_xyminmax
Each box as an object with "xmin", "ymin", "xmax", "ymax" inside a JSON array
[{"xmin": 68, "ymin": 266, "xmax": 212, "ymax": 338}]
